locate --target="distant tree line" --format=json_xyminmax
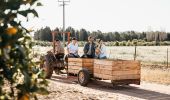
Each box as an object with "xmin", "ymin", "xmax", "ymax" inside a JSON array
[{"xmin": 34, "ymin": 26, "xmax": 170, "ymax": 42}]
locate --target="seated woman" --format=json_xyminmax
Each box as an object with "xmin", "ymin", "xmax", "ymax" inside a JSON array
[
  {"xmin": 95, "ymin": 39, "xmax": 107, "ymax": 59},
  {"xmin": 67, "ymin": 37, "xmax": 79, "ymax": 58}
]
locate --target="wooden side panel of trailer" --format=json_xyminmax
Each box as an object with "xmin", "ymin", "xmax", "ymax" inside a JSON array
[
  {"xmin": 94, "ymin": 59, "xmax": 140, "ymax": 84},
  {"xmin": 68, "ymin": 58, "xmax": 94, "ymax": 74}
]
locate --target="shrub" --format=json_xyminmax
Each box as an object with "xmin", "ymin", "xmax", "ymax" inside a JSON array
[
  {"xmin": 0, "ymin": 1, "xmax": 48, "ymax": 99},
  {"xmin": 115, "ymin": 41, "xmax": 119, "ymax": 46}
]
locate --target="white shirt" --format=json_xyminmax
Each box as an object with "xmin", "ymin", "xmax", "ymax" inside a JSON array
[
  {"xmin": 67, "ymin": 42, "xmax": 78, "ymax": 55},
  {"xmin": 99, "ymin": 44, "xmax": 107, "ymax": 58}
]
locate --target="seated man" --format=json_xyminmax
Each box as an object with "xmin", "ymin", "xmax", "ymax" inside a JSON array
[
  {"xmin": 47, "ymin": 39, "xmax": 64, "ymax": 61},
  {"xmin": 67, "ymin": 37, "xmax": 79, "ymax": 58},
  {"xmin": 54, "ymin": 39, "xmax": 65, "ymax": 59},
  {"xmin": 82, "ymin": 36, "xmax": 96, "ymax": 58}
]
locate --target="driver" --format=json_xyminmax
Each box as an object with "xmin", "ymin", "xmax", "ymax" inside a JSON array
[
  {"xmin": 47, "ymin": 39, "xmax": 64, "ymax": 60},
  {"xmin": 53, "ymin": 39, "xmax": 64, "ymax": 59}
]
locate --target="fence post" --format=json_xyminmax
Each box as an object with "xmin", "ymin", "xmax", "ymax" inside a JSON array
[
  {"xmin": 134, "ymin": 45, "xmax": 137, "ymax": 60},
  {"xmin": 109, "ymin": 49, "xmax": 111, "ymax": 59},
  {"xmin": 167, "ymin": 48, "xmax": 168, "ymax": 68}
]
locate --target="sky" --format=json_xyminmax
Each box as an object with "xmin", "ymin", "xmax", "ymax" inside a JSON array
[{"xmin": 22, "ymin": 0, "xmax": 170, "ymax": 32}]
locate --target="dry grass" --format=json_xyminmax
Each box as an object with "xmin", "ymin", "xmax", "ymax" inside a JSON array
[{"xmin": 141, "ymin": 64, "xmax": 170, "ymax": 85}]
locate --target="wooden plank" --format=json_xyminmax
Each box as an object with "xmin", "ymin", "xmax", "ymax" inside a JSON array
[
  {"xmin": 68, "ymin": 58, "xmax": 82, "ymax": 62},
  {"xmin": 68, "ymin": 66, "xmax": 82, "ymax": 70},
  {"xmin": 100, "ymin": 69, "xmax": 112, "ymax": 75},
  {"xmin": 94, "ymin": 73, "xmax": 102, "ymax": 78},
  {"xmin": 112, "ymin": 61, "xmax": 122, "ymax": 70},
  {"xmin": 121, "ymin": 66, "xmax": 140, "ymax": 70},
  {"xmin": 112, "ymin": 61, "xmax": 123, "ymax": 65},
  {"xmin": 94, "ymin": 59, "xmax": 112, "ymax": 66},
  {"xmin": 68, "ymin": 62, "xmax": 82, "ymax": 66},
  {"xmin": 112, "ymin": 65, "xmax": 122, "ymax": 70},
  {"xmin": 121, "ymin": 61, "xmax": 140, "ymax": 70},
  {"xmin": 82, "ymin": 58, "xmax": 94, "ymax": 63},
  {"xmin": 112, "ymin": 74, "xmax": 140, "ymax": 80},
  {"xmin": 102, "ymin": 74, "xmax": 112, "ymax": 80},
  {"xmin": 94, "ymin": 68, "xmax": 101, "ymax": 73},
  {"xmin": 112, "ymin": 70, "xmax": 140, "ymax": 75},
  {"xmin": 93, "ymin": 64, "xmax": 100, "ymax": 69},
  {"xmin": 94, "ymin": 59, "xmax": 100, "ymax": 64},
  {"xmin": 82, "ymin": 62, "xmax": 93, "ymax": 67},
  {"xmin": 99, "ymin": 65, "xmax": 112, "ymax": 70}
]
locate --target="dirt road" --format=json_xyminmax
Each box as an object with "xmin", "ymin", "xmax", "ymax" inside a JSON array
[{"xmin": 38, "ymin": 74, "xmax": 170, "ymax": 100}]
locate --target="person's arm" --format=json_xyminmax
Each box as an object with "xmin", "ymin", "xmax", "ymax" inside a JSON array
[
  {"xmin": 100, "ymin": 45, "xmax": 106, "ymax": 54},
  {"xmin": 83, "ymin": 43, "xmax": 88, "ymax": 54},
  {"xmin": 61, "ymin": 46, "xmax": 65, "ymax": 54},
  {"xmin": 75, "ymin": 43, "xmax": 78, "ymax": 54},
  {"xmin": 67, "ymin": 44, "xmax": 70, "ymax": 54}
]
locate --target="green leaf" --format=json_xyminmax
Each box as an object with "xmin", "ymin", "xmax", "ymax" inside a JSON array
[
  {"xmin": 30, "ymin": 9, "xmax": 38, "ymax": 17},
  {"xmin": 7, "ymin": 2, "xmax": 20, "ymax": 10},
  {"xmin": 18, "ymin": 11, "xmax": 28, "ymax": 17},
  {"xmin": 37, "ymin": 2, "xmax": 43, "ymax": 6},
  {"xmin": 9, "ymin": 20, "xmax": 18, "ymax": 26},
  {"xmin": 29, "ymin": 0, "xmax": 38, "ymax": 5},
  {"xmin": 18, "ymin": 9, "xmax": 38, "ymax": 18}
]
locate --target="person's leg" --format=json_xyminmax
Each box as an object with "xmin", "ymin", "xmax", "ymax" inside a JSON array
[
  {"xmin": 87, "ymin": 55, "xmax": 93, "ymax": 58},
  {"xmin": 100, "ymin": 56, "xmax": 107, "ymax": 59},
  {"xmin": 74, "ymin": 54, "xmax": 80, "ymax": 58},
  {"xmin": 81, "ymin": 54, "xmax": 88, "ymax": 58},
  {"xmin": 68, "ymin": 53, "xmax": 75, "ymax": 58}
]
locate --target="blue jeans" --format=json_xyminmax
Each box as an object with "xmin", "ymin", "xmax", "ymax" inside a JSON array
[{"xmin": 99, "ymin": 56, "xmax": 107, "ymax": 59}]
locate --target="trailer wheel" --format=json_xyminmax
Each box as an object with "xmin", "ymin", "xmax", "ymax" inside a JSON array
[{"xmin": 78, "ymin": 69, "xmax": 90, "ymax": 86}]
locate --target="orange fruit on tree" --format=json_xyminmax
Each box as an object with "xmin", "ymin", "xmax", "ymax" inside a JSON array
[
  {"xmin": 6, "ymin": 27, "xmax": 18, "ymax": 35},
  {"xmin": 19, "ymin": 93, "xmax": 29, "ymax": 100}
]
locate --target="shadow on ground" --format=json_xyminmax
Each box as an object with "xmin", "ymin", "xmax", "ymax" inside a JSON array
[{"xmin": 50, "ymin": 75, "xmax": 170, "ymax": 100}]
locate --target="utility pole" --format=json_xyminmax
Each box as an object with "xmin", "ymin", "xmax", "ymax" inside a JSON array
[{"xmin": 58, "ymin": 0, "xmax": 70, "ymax": 47}]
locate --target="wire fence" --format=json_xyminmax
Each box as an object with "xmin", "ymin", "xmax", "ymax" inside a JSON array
[
  {"xmin": 79, "ymin": 46, "xmax": 170, "ymax": 65},
  {"xmin": 32, "ymin": 45, "xmax": 170, "ymax": 66}
]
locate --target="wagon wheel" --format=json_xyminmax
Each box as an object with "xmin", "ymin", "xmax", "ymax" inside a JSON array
[
  {"xmin": 43, "ymin": 61, "xmax": 53, "ymax": 79},
  {"xmin": 78, "ymin": 69, "xmax": 90, "ymax": 86},
  {"xmin": 54, "ymin": 61, "xmax": 66, "ymax": 75},
  {"xmin": 54, "ymin": 69, "xmax": 66, "ymax": 75},
  {"xmin": 54, "ymin": 69, "xmax": 60, "ymax": 75}
]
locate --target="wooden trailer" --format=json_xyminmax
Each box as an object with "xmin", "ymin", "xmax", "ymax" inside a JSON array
[
  {"xmin": 94, "ymin": 59, "xmax": 140, "ymax": 85},
  {"xmin": 67, "ymin": 58, "xmax": 141, "ymax": 86}
]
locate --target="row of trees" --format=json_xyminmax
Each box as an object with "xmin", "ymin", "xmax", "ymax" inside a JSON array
[{"xmin": 34, "ymin": 26, "xmax": 170, "ymax": 42}]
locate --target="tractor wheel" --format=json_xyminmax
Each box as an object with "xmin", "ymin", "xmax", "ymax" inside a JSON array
[
  {"xmin": 78, "ymin": 69, "xmax": 90, "ymax": 86},
  {"xmin": 55, "ymin": 69, "xmax": 60, "ymax": 75},
  {"xmin": 44, "ymin": 61, "xmax": 53, "ymax": 79}
]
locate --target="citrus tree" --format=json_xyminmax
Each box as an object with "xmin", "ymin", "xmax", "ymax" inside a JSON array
[{"xmin": 0, "ymin": 0, "xmax": 48, "ymax": 99}]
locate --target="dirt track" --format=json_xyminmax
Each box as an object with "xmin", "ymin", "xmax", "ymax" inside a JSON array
[{"xmin": 38, "ymin": 74, "xmax": 170, "ymax": 100}]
